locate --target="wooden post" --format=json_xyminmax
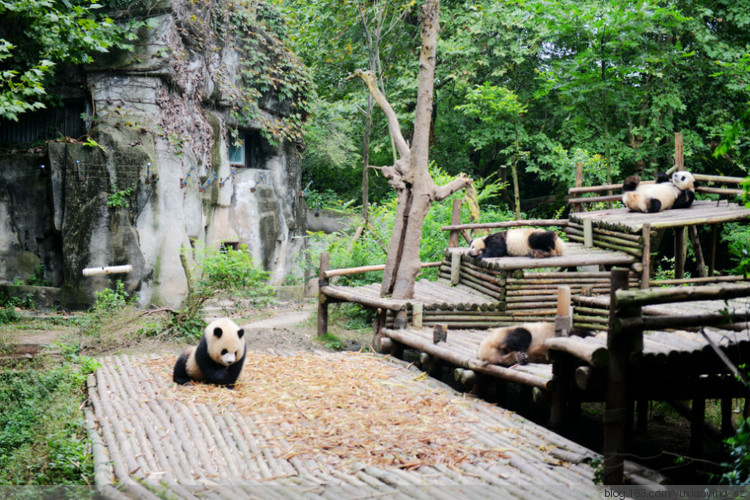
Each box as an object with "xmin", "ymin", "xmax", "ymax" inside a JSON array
[
  {"xmin": 674, "ymin": 132, "xmax": 686, "ymax": 280},
  {"xmin": 317, "ymin": 252, "xmax": 330, "ymax": 337},
  {"xmin": 709, "ymin": 226, "xmax": 718, "ymax": 277},
  {"xmin": 721, "ymin": 396, "xmax": 734, "ymax": 438},
  {"xmin": 641, "ymin": 223, "xmax": 650, "ymax": 289},
  {"xmin": 636, "ymin": 399, "xmax": 648, "ymax": 433},
  {"xmin": 574, "ymin": 161, "xmax": 584, "ymax": 213},
  {"xmin": 603, "ymin": 268, "xmax": 641, "ymax": 485},
  {"xmin": 448, "ymin": 199, "xmax": 462, "ymax": 247},
  {"xmin": 675, "ymin": 227, "xmax": 687, "ymax": 280},
  {"xmin": 450, "ymin": 251, "xmax": 461, "ymax": 285},
  {"xmin": 691, "ymin": 398, "xmax": 705, "ymax": 455},
  {"xmin": 555, "ymin": 285, "xmax": 572, "ymax": 336},
  {"xmin": 583, "ymin": 219, "xmax": 593, "ymax": 248},
  {"xmin": 412, "ymin": 303, "xmax": 423, "ymax": 328}
]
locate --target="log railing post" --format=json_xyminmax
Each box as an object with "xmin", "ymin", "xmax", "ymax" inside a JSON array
[
  {"xmin": 550, "ymin": 285, "xmax": 573, "ymax": 428},
  {"xmin": 448, "ymin": 199, "xmax": 462, "ymax": 248},
  {"xmin": 574, "ymin": 161, "xmax": 584, "ymax": 212},
  {"xmin": 317, "ymin": 252, "xmax": 330, "ymax": 337},
  {"xmin": 603, "ymin": 269, "xmax": 642, "ymax": 485},
  {"xmin": 641, "ymin": 223, "xmax": 650, "ymax": 289}
]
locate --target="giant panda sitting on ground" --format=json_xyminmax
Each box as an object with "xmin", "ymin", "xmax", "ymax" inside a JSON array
[
  {"xmin": 468, "ymin": 228, "xmax": 565, "ymax": 259},
  {"xmin": 621, "ymin": 171, "xmax": 696, "ymax": 213},
  {"xmin": 477, "ymin": 322, "xmax": 590, "ymax": 367},
  {"xmin": 173, "ymin": 317, "xmax": 246, "ymax": 389}
]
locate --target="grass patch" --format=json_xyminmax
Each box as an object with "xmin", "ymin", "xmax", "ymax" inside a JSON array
[{"xmin": 0, "ymin": 353, "xmax": 99, "ymax": 485}]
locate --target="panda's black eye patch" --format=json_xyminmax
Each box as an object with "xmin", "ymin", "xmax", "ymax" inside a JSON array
[
  {"xmin": 237, "ymin": 329, "xmax": 245, "ymax": 338},
  {"xmin": 214, "ymin": 327, "xmax": 223, "ymax": 338},
  {"xmin": 221, "ymin": 349, "xmax": 228, "ymax": 355}
]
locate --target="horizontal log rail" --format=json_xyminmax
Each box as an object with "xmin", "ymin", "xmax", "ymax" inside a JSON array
[
  {"xmin": 319, "ymin": 285, "xmax": 407, "ymax": 311},
  {"xmin": 382, "ymin": 327, "xmax": 554, "ymax": 389},
  {"xmin": 619, "ymin": 312, "xmax": 750, "ymax": 334},
  {"xmin": 614, "ymin": 283, "xmax": 750, "ymax": 309},
  {"xmin": 323, "ymin": 261, "xmax": 440, "ymax": 279},
  {"xmin": 441, "ymin": 219, "xmax": 567, "ymax": 231}
]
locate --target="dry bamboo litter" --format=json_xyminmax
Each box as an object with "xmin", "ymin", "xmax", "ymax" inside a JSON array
[{"xmin": 87, "ymin": 351, "xmax": 601, "ymax": 498}]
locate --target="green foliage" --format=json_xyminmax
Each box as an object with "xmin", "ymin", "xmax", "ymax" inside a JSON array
[
  {"xmin": 287, "ymin": 0, "xmax": 750, "ymax": 222},
  {"xmin": 305, "ymin": 166, "xmax": 513, "ymax": 285},
  {"xmin": 0, "ymin": 354, "xmax": 99, "ymax": 484},
  {"xmin": 107, "ymin": 183, "xmax": 136, "ymax": 209},
  {"xmin": 171, "ymin": 243, "xmax": 275, "ymax": 338},
  {"xmin": 0, "ymin": 307, "xmax": 21, "ymax": 325},
  {"xmin": 719, "ymin": 417, "xmax": 750, "ymax": 485},
  {"xmin": 315, "ymin": 332, "xmax": 343, "ymax": 351},
  {"xmin": 0, "ymin": 0, "xmax": 142, "ymax": 121},
  {"xmin": 723, "ymin": 222, "xmax": 750, "ymax": 276},
  {"xmin": 93, "ymin": 280, "xmax": 131, "ymax": 312}
]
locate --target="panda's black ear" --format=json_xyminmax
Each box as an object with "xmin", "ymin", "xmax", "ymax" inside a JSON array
[
  {"xmin": 213, "ymin": 327, "xmax": 223, "ymax": 338},
  {"xmin": 237, "ymin": 328, "xmax": 245, "ymax": 338}
]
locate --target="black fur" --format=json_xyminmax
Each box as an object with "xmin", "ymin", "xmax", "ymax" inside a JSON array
[
  {"xmin": 648, "ymin": 198, "xmax": 663, "ymax": 213},
  {"xmin": 478, "ymin": 232, "xmax": 508, "ymax": 258},
  {"xmin": 527, "ymin": 231, "xmax": 558, "ymax": 254},
  {"xmin": 655, "ymin": 172, "xmax": 671, "ymax": 183},
  {"xmin": 622, "ymin": 175, "xmax": 640, "ymax": 192},
  {"xmin": 673, "ymin": 189, "xmax": 695, "ymax": 209},
  {"xmin": 172, "ymin": 351, "xmax": 191, "ymax": 385},
  {"xmin": 172, "ymin": 335, "xmax": 247, "ymax": 389},
  {"xmin": 500, "ymin": 328, "xmax": 532, "ymax": 352}
]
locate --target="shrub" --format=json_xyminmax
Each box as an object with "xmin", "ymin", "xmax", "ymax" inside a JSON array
[
  {"xmin": 171, "ymin": 243, "xmax": 275, "ymax": 338},
  {"xmin": 719, "ymin": 416, "xmax": 750, "ymax": 485}
]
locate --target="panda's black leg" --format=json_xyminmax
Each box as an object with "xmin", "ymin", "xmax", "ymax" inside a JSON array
[
  {"xmin": 173, "ymin": 355, "xmax": 191, "ymax": 385},
  {"xmin": 648, "ymin": 199, "xmax": 662, "ymax": 212}
]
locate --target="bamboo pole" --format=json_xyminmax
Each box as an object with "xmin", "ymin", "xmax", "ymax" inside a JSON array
[
  {"xmin": 448, "ymin": 198, "xmax": 462, "ymax": 247},
  {"xmin": 603, "ymin": 269, "xmax": 639, "ymax": 485},
  {"xmin": 441, "ymin": 219, "xmax": 567, "ymax": 231},
  {"xmin": 615, "ymin": 283, "xmax": 750, "ymax": 308},
  {"xmin": 318, "ymin": 252, "xmax": 330, "ymax": 337}
]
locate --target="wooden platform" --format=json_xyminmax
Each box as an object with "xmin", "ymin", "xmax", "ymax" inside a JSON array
[
  {"xmin": 86, "ymin": 351, "xmax": 601, "ymax": 498},
  {"xmin": 571, "ymin": 200, "xmax": 750, "ymax": 231}
]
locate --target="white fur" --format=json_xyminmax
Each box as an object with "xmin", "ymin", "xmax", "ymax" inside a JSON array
[
  {"xmin": 477, "ymin": 322, "xmax": 555, "ymax": 366},
  {"xmin": 623, "ymin": 171, "xmax": 695, "ymax": 212}
]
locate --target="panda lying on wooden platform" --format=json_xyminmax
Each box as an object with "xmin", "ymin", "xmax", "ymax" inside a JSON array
[
  {"xmin": 468, "ymin": 228, "xmax": 565, "ymax": 259},
  {"xmin": 477, "ymin": 322, "xmax": 590, "ymax": 367},
  {"xmin": 173, "ymin": 317, "xmax": 247, "ymax": 389},
  {"xmin": 621, "ymin": 171, "xmax": 696, "ymax": 213}
]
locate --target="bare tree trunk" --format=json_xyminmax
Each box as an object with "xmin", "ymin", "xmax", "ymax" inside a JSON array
[{"xmin": 355, "ymin": 0, "xmax": 472, "ymax": 300}]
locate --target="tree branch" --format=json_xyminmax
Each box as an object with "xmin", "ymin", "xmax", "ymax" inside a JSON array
[
  {"xmin": 433, "ymin": 173, "xmax": 473, "ymax": 201},
  {"xmin": 353, "ymin": 69, "xmax": 410, "ymax": 159}
]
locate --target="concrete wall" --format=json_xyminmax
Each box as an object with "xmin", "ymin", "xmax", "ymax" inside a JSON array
[{"xmin": 0, "ymin": 5, "xmax": 307, "ymax": 308}]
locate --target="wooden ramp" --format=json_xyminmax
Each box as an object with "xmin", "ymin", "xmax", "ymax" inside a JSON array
[{"xmin": 86, "ymin": 351, "xmax": 601, "ymax": 499}]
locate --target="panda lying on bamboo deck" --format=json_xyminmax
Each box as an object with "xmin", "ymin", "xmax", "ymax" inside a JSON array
[
  {"xmin": 173, "ymin": 318, "xmax": 247, "ymax": 389},
  {"xmin": 621, "ymin": 171, "xmax": 696, "ymax": 213},
  {"xmin": 468, "ymin": 228, "xmax": 565, "ymax": 259},
  {"xmin": 477, "ymin": 322, "xmax": 590, "ymax": 367}
]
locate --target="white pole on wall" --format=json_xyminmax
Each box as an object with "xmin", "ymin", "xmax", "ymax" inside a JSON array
[{"xmin": 82, "ymin": 265, "xmax": 133, "ymax": 277}]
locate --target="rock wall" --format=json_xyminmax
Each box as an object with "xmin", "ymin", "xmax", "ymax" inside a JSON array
[{"xmin": 0, "ymin": 3, "xmax": 307, "ymax": 308}]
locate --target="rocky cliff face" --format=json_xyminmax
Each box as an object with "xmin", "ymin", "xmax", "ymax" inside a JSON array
[{"xmin": 0, "ymin": 1, "xmax": 309, "ymax": 308}]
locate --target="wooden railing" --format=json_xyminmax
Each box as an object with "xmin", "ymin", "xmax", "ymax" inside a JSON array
[{"xmin": 602, "ymin": 269, "xmax": 750, "ymax": 484}]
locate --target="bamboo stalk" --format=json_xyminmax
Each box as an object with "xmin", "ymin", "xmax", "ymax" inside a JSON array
[
  {"xmin": 441, "ymin": 219, "xmax": 567, "ymax": 231},
  {"xmin": 615, "ymin": 284, "xmax": 750, "ymax": 308}
]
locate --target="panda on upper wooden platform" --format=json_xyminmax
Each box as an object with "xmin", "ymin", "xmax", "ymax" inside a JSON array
[
  {"xmin": 621, "ymin": 171, "xmax": 696, "ymax": 213},
  {"xmin": 468, "ymin": 228, "xmax": 565, "ymax": 259},
  {"xmin": 173, "ymin": 317, "xmax": 247, "ymax": 389},
  {"xmin": 477, "ymin": 322, "xmax": 590, "ymax": 367}
]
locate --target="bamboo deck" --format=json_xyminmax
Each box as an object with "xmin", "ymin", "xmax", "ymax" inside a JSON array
[
  {"xmin": 86, "ymin": 351, "xmax": 602, "ymax": 498},
  {"xmin": 380, "ymin": 296, "xmax": 749, "ymax": 389},
  {"xmin": 571, "ymin": 200, "xmax": 750, "ymax": 231}
]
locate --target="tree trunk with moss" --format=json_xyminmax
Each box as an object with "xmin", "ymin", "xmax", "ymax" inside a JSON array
[{"xmin": 355, "ymin": 0, "xmax": 472, "ymax": 300}]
